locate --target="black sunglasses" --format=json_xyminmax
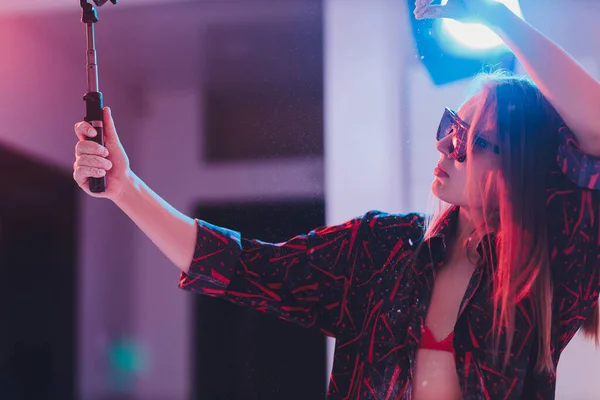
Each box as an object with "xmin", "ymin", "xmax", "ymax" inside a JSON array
[{"xmin": 436, "ymin": 108, "xmax": 500, "ymax": 163}]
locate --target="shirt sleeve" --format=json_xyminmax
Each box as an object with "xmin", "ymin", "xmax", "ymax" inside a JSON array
[
  {"xmin": 178, "ymin": 210, "xmax": 383, "ymax": 338},
  {"xmin": 556, "ymin": 125, "xmax": 600, "ymax": 190},
  {"xmin": 549, "ymin": 125, "xmax": 600, "ymax": 352}
]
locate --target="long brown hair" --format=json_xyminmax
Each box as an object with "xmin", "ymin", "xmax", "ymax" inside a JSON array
[{"xmin": 424, "ymin": 71, "xmax": 599, "ymax": 373}]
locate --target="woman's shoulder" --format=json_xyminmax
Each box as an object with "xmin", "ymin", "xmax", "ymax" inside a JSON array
[
  {"xmin": 363, "ymin": 210, "xmax": 427, "ymax": 240},
  {"xmin": 364, "ymin": 209, "xmax": 425, "ymax": 225}
]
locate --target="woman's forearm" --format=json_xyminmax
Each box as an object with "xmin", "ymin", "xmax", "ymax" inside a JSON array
[
  {"xmin": 486, "ymin": 4, "xmax": 600, "ymax": 151},
  {"xmin": 113, "ymin": 172, "xmax": 197, "ymax": 273}
]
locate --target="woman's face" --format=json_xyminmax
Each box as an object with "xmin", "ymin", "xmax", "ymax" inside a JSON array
[{"xmin": 431, "ymin": 92, "xmax": 500, "ymax": 208}]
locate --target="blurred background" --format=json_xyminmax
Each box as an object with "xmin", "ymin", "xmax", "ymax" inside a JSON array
[{"xmin": 0, "ymin": 0, "xmax": 598, "ymax": 399}]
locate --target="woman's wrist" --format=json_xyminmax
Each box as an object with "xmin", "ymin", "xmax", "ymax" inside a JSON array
[
  {"xmin": 111, "ymin": 170, "xmax": 141, "ymax": 209},
  {"xmin": 479, "ymin": 1, "xmax": 514, "ymax": 33}
]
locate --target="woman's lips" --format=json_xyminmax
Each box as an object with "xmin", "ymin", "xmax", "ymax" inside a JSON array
[{"xmin": 434, "ymin": 164, "xmax": 449, "ymax": 178}]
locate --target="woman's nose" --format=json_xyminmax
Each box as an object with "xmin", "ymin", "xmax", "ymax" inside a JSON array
[{"xmin": 436, "ymin": 134, "xmax": 452, "ymax": 156}]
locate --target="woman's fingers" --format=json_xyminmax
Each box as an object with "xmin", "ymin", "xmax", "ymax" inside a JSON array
[
  {"xmin": 74, "ymin": 121, "xmax": 98, "ymax": 141},
  {"xmin": 73, "ymin": 165, "xmax": 107, "ymax": 185},
  {"xmin": 415, "ymin": 5, "xmax": 453, "ymax": 20},
  {"xmin": 76, "ymin": 154, "xmax": 113, "ymax": 170},
  {"xmin": 72, "ymin": 106, "xmax": 127, "ymax": 199},
  {"xmin": 103, "ymin": 107, "xmax": 122, "ymax": 146},
  {"xmin": 75, "ymin": 140, "xmax": 109, "ymax": 158},
  {"xmin": 73, "ymin": 152, "xmax": 113, "ymax": 186},
  {"xmin": 415, "ymin": 0, "xmax": 432, "ymax": 8}
]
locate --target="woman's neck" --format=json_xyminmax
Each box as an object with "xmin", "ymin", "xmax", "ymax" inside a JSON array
[
  {"xmin": 456, "ymin": 207, "xmax": 477, "ymax": 244},
  {"xmin": 447, "ymin": 206, "xmax": 486, "ymax": 264}
]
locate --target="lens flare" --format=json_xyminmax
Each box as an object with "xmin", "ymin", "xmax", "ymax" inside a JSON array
[{"xmin": 440, "ymin": 0, "xmax": 523, "ymax": 50}]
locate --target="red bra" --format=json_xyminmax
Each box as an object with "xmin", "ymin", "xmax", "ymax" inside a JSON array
[{"xmin": 418, "ymin": 325, "xmax": 455, "ymax": 353}]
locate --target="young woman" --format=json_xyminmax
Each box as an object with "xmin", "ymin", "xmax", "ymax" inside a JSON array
[{"xmin": 72, "ymin": 0, "xmax": 600, "ymax": 398}]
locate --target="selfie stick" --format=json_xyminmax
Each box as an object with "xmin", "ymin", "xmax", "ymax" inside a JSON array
[{"xmin": 81, "ymin": 0, "xmax": 117, "ymax": 193}]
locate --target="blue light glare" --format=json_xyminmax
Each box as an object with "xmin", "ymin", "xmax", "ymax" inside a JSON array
[{"xmin": 439, "ymin": 0, "xmax": 523, "ymax": 50}]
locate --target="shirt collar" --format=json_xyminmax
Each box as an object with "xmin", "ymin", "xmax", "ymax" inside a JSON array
[{"xmin": 423, "ymin": 206, "xmax": 497, "ymax": 268}]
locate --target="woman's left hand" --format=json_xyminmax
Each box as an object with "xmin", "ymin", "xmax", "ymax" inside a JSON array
[{"xmin": 413, "ymin": 0, "xmax": 499, "ymax": 24}]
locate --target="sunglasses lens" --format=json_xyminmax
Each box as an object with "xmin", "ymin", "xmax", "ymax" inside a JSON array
[
  {"xmin": 437, "ymin": 109, "xmax": 469, "ymax": 162},
  {"xmin": 452, "ymin": 135, "xmax": 460, "ymax": 150},
  {"xmin": 436, "ymin": 113, "xmax": 454, "ymax": 141}
]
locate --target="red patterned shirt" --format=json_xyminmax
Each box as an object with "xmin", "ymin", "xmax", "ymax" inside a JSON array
[{"xmin": 179, "ymin": 127, "xmax": 600, "ymax": 399}]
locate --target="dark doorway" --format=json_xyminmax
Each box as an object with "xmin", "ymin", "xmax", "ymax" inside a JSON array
[
  {"xmin": 0, "ymin": 146, "xmax": 77, "ymax": 400},
  {"xmin": 191, "ymin": 199, "xmax": 327, "ymax": 400}
]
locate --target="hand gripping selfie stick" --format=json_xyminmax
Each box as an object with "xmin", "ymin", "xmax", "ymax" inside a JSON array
[{"xmin": 81, "ymin": 0, "xmax": 117, "ymax": 193}]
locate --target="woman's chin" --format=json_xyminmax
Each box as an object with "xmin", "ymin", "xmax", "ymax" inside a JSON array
[
  {"xmin": 431, "ymin": 179, "xmax": 450, "ymax": 203},
  {"xmin": 432, "ymin": 180, "xmax": 467, "ymax": 207}
]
